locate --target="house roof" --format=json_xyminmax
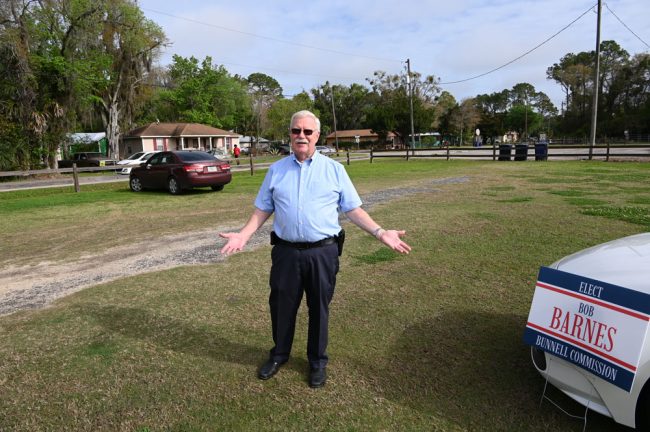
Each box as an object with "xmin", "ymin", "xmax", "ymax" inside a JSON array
[
  {"xmin": 125, "ymin": 123, "xmax": 240, "ymax": 138},
  {"xmin": 325, "ymin": 129, "xmax": 398, "ymax": 139}
]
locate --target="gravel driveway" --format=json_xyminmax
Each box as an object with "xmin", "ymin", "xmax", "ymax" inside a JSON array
[{"xmin": 0, "ymin": 177, "xmax": 468, "ymax": 316}]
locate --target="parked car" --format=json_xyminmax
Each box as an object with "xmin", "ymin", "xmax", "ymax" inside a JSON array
[
  {"xmin": 117, "ymin": 151, "xmax": 159, "ymax": 175},
  {"xmin": 58, "ymin": 152, "xmax": 116, "ymax": 168},
  {"xmin": 129, "ymin": 150, "xmax": 231, "ymax": 195},
  {"xmin": 316, "ymin": 145, "xmax": 336, "ymax": 155},
  {"xmin": 207, "ymin": 148, "xmax": 228, "ymax": 159},
  {"xmin": 527, "ymin": 232, "xmax": 650, "ymax": 429}
]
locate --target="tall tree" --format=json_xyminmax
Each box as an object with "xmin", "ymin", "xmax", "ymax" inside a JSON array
[
  {"xmin": 311, "ymin": 82, "xmax": 374, "ymax": 136},
  {"xmin": 94, "ymin": 0, "xmax": 166, "ymax": 158},
  {"xmin": 144, "ymin": 55, "xmax": 250, "ymax": 130},
  {"xmin": 475, "ymin": 90, "xmax": 509, "ymax": 139},
  {"xmin": 505, "ymin": 104, "xmax": 543, "ymax": 139},
  {"xmin": 431, "ymin": 91, "xmax": 457, "ymax": 134},
  {"xmin": 545, "ymin": 40, "xmax": 647, "ymax": 137},
  {"xmin": 246, "ymin": 72, "xmax": 282, "ymax": 152},
  {"xmin": 365, "ymin": 70, "xmax": 439, "ymax": 145},
  {"xmin": 266, "ymin": 92, "xmax": 316, "ymax": 141},
  {"xmin": 0, "ymin": 0, "xmax": 166, "ymax": 168},
  {"xmin": 449, "ymin": 98, "xmax": 480, "ymax": 145}
]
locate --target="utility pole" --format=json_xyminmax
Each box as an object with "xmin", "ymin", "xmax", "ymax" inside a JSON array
[
  {"xmin": 589, "ymin": 0, "xmax": 602, "ymax": 160},
  {"xmin": 525, "ymin": 98, "xmax": 528, "ymax": 142},
  {"xmin": 406, "ymin": 58, "xmax": 415, "ymax": 159},
  {"xmin": 328, "ymin": 81, "xmax": 340, "ymax": 154}
]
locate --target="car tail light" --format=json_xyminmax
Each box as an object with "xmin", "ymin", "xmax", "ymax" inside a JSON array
[
  {"xmin": 220, "ymin": 163, "xmax": 230, "ymax": 171},
  {"xmin": 183, "ymin": 164, "xmax": 204, "ymax": 173}
]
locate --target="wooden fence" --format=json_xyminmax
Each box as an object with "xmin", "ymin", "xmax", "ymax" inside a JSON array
[{"xmin": 369, "ymin": 142, "xmax": 650, "ymax": 162}]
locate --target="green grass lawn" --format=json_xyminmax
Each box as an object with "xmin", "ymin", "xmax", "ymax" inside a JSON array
[{"xmin": 1, "ymin": 159, "xmax": 649, "ymax": 431}]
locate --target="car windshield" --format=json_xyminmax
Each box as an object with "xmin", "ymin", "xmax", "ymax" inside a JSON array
[
  {"xmin": 127, "ymin": 152, "xmax": 145, "ymax": 160},
  {"xmin": 177, "ymin": 151, "xmax": 214, "ymax": 162}
]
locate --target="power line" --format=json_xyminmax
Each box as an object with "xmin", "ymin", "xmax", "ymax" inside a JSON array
[
  {"xmin": 604, "ymin": 3, "xmax": 650, "ymax": 49},
  {"xmin": 210, "ymin": 58, "xmax": 363, "ymax": 82},
  {"xmin": 439, "ymin": 3, "xmax": 597, "ymax": 85},
  {"xmin": 142, "ymin": 7, "xmax": 402, "ymax": 64}
]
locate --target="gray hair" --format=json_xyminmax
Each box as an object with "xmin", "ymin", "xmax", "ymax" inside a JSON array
[{"xmin": 290, "ymin": 110, "xmax": 320, "ymax": 132}]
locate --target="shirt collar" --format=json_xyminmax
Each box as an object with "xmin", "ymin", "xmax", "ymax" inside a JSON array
[{"xmin": 290, "ymin": 149, "xmax": 321, "ymax": 165}]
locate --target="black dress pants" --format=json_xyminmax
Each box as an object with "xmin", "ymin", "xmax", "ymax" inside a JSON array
[{"xmin": 268, "ymin": 242, "xmax": 339, "ymax": 369}]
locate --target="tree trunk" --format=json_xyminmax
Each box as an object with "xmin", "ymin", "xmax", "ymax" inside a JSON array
[{"xmin": 103, "ymin": 88, "xmax": 122, "ymax": 159}]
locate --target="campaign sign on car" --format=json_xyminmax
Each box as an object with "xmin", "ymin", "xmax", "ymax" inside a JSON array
[{"xmin": 524, "ymin": 266, "xmax": 650, "ymax": 392}]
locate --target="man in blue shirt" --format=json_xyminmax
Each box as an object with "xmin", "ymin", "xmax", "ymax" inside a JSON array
[{"xmin": 220, "ymin": 110, "xmax": 411, "ymax": 388}]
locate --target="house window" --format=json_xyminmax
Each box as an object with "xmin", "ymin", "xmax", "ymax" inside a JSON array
[{"xmin": 155, "ymin": 138, "xmax": 164, "ymax": 151}]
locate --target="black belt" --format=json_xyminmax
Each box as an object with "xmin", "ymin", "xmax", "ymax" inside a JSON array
[{"xmin": 271, "ymin": 231, "xmax": 337, "ymax": 250}]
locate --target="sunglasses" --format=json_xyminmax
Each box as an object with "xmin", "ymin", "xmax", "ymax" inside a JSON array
[{"xmin": 290, "ymin": 128, "xmax": 316, "ymax": 136}]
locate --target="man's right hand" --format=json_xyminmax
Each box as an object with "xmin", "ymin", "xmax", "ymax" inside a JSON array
[{"xmin": 218, "ymin": 208, "xmax": 272, "ymax": 256}]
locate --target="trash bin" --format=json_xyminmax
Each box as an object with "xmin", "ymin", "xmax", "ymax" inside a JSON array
[
  {"xmin": 535, "ymin": 143, "xmax": 548, "ymax": 161},
  {"xmin": 498, "ymin": 144, "xmax": 512, "ymax": 161},
  {"xmin": 515, "ymin": 144, "xmax": 528, "ymax": 161}
]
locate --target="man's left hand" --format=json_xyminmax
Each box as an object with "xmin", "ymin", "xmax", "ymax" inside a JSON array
[{"xmin": 378, "ymin": 230, "xmax": 411, "ymax": 254}]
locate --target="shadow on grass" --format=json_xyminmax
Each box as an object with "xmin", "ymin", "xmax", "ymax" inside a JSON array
[
  {"xmin": 77, "ymin": 303, "xmax": 263, "ymax": 368},
  {"xmin": 354, "ymin": 310, "xmax": 627, "ymax": 431}
]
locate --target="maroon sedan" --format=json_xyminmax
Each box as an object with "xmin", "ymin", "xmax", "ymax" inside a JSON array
[{"xmin": 129, "ymin": 151, "xmax": 231, "ymax": 194}]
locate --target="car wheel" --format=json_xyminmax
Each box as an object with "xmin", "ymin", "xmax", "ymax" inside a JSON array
[
  {"xmin": 130, "ymin": 176, "xmax": 143, "ymax": 192},
  {"xmin": 211, "ymin": 185, "xmax": 224, "ymax": 192},
  {"xmin": 168, "ymin": 177, "xmax": 182, "ymax": 195}
]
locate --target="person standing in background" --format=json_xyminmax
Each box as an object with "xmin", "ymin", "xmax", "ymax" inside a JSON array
[{"xmin": 233, "ymin": 144, "xmax": 241, "ymax": 165}]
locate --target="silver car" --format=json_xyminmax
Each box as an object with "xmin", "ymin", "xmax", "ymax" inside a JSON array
[
  {"xmin": 118, "ymin": 151, "xmax": 159, "ymax": 175},
  {"xmin": 316, "ymin": 145, "xmax": 336, "ymax": 155},
  {"xmin": 526, "ymin": 232, "xmax": 650, "ymax": 429}
]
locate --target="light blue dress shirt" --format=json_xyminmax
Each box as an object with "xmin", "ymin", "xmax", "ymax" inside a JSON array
[{"xmin": 254, "ymin": 151, "xmax": 362, "ymax": 242}]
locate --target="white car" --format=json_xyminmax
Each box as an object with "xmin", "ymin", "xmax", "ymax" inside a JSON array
[
  {"xmin": 207, "ymin": 149, "xmax": 228, "ymax": 159},
  {"xmin": 316, "ymin": 146, "xmax": 336, "ymax": 155},
  {"xmin": 117, "ymin": 151, "xmax": 159, "ymax": 175},
  {"xmin": 527, "ymin": 232, "xmax": 650, "ymax": 429}
]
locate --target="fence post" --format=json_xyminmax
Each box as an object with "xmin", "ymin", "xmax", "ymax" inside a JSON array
[
  {"xmin": 249, "ymin": 152, "xmax": 254, "ymax": 176},
  {"xmin": 370, "ymin": 146, "xmax": 373, "ymax": 163},
  {"xmin": 606, "ymin": 139, "xmax": 610, "ymax": 162},
  {"xmin": 405, "ymin": 146, "xmax": 409, "ymax": 161},
  {"xmin": 346, "ymin": 149, "xmax": 350, "ymax": 166},
  {"xmin": 492, "ymin": 140, "xmax": 496, "ymax": 161},
  {"xmin": 72, "ymin": 163, "xmax": 80, "ymax": 192},
  {"xmin": 446, "ymin": 143, "xmax": 450, "ymax": 161}
]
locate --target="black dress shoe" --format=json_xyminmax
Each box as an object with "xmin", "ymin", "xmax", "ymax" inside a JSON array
[
  {"xmin": 258, "ymin": 359, "xmax": 284, "ymax": 380},
  {"xmin": 309, "ymin": 367, "xmax": 327, "ymax": 388}
]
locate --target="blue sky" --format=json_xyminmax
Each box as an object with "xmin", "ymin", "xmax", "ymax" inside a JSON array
[{"xmin": 136, "ymin": 0, "xmax": 649, "ymax": 108}]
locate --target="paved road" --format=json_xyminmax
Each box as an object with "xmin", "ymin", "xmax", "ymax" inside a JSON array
[
  {"xmin": 0, "ymin": 154, "xmax": 369, "ymax": 192},
  {"xmin": 2, "ymin": 148, "xmax": 646, "ymax": 192}
]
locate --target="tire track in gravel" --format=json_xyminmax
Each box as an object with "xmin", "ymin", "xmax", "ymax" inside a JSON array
[{"xmin": 0, "ymin": 176, "xmax": 468, "ymax": 316}]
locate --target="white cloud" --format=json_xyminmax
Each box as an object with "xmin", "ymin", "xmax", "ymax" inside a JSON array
[{"xmin": 140, "ymin": 0, "xmax": 650, "ymax": 107}]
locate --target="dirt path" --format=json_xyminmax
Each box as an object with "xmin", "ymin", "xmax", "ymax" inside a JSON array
[{"xmin": 0, "ymin": 177, "xmax": 468, "ymax": 316}]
